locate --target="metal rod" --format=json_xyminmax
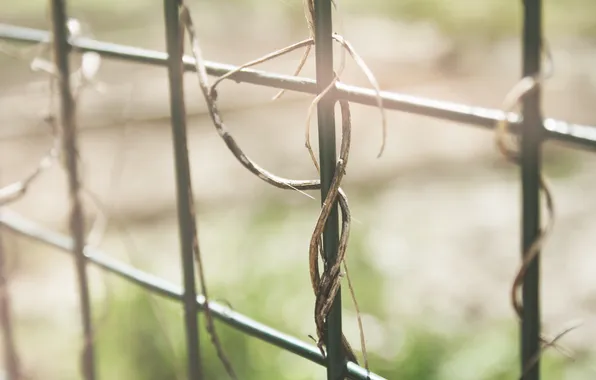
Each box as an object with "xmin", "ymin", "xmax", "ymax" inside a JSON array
[
  {"xmin": 0, "ymin": 229, "xmax": 21, "ymax": 380},
  {"xmin": 49, "ymin": 2, "xmax": 96, "ymax": 379},
  {"xmin": 163, "ymin": 0, "xmax": 202, "ymax": 378},
  {"xmin": 0, "ymin": 211, "xmax": 387, "ymax": 380},
  {"xmin": 0, "ymin": 24, "xmax": 594, "ymax": 152},
  {"xmin": 313, "ymin": 0, "xmax": 344, "ymax": 378},
  {"xmin": 520, "ymin": 0, "xmax": 542, "ymax": 379}
]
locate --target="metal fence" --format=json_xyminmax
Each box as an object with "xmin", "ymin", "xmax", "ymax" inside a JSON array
[{"xmin": 1, "ymin": 0, "xmax": 596, "ymax": 379}]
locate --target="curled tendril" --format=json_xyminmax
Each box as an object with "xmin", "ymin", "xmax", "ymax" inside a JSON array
[
  {"xmin": 495, "ymin": 39, "xmax": 583, "ymax": 375},
  {"xmin": 180, "ymin": 0, "xmax": 375, "ymax": 371}
]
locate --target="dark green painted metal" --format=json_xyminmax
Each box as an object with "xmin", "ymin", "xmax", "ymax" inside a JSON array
[
  {"xmin": 163, "ymin": 0, "xmax": 202, "ymax": 378},
  {"xmin": 313, "ymin": 0, "xmax": 345, "ymax": 378},
  {"xmin": 0, "ymin": 211, "xmax": 387, "ymax": 380},
  {"xmin": 0, "ymin": 1, "xmax": 588, "ymax": 378},
  {"xmin": 50, "ymin": 1, "xmax": 96, "ymax": 379},
  {"xmin": 1, "ymin": 24, "xmax": 595, "ymax": 152},
  {"xmin": 520, "ymin": 0, "xmax": 543, "ymax": 379}
]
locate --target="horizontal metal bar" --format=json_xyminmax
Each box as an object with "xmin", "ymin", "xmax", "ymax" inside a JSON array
[
  {"xmin": 0, "ymin": 210, "xmax": 385, "ymax": 380},
  {"xmin": 1, "ymin": 23, "xmax": 595, "ymax": 152}
]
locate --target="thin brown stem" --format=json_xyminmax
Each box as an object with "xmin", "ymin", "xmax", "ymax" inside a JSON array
[
  {"xmin": 180, "ymin": 5, "xmax": 238, "ymax": 379},
  {"xmin": 0, "ymin": 230, "xmax": 22, "ymax": 380}
]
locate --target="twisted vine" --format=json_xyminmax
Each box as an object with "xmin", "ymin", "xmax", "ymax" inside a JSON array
[
  {"xmin": 179, "ymin": 1, "xmax": 370, "ymax": 373},
  {"xmin": 495, "ymin": 37, "xmax": 582, "ymax": 378}
]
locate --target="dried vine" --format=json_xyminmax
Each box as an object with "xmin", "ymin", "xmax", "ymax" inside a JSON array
[
  {"xmin": 494, "ymin": 38, "xmax": 581, "ymax": 378},
  {"xmin": 179, "ymin": 0, "xmax": 382, "ymax": 373},
  {"xmin": 0, "ymin": 17, "xmax": 106, "ymax": 380},
  {"xmin": 0, "ymin": 18, "xmax": 101, "ymax": 207}
]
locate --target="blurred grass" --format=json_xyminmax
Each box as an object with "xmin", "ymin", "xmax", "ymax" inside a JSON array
[
  {"xmin": 344, "ymin": 0, "xmax": 596, "ymax": 40},
  {"xmin": 2, "ymin": 0, "xmax": 595, "ymax": 40},
  {"xmin": 6, "ymin": 173, "xmax": 595, "ymax": 378},
  {"xmin": 94, "ymin": 282, "xmax": 587, "ymax": 380},
  {"xmin": 89, "ymin": 197, "xmax": 592, "ymax": 379}
]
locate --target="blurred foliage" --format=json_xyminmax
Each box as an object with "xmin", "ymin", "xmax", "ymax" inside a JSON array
[
  {"xmin": 88, "ymin": 202, "xmax": 591, "ymax": 380},
  {"xmin": 341, "ymin": 0, "xmax": 596, "ymax": 40},
  {"xmin": 542, "ymin": 144, "xmax": 585, "ymax": 179},
  {"xmin": 94, "ymin": 282, "xmax": 587, "ymax": 379},
  {"xmin": 1, "ymin": 0, "xmax": 594, "ymax": 378},
  {"xmin": 1, "ymin": 0, "xmax": 595, "ymax": 40}
]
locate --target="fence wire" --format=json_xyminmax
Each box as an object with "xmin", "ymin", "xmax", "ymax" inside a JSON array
[{"xmin": 1, "ymin": 0, "xmax": 596, "ymax": 379}]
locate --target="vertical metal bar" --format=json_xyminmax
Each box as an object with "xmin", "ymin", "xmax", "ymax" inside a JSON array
[
  {"xmin": 163, "ymin": 1, "xmax": 202, "ymax": 379},
  {"xmin": 0, "ymin": 230, "xmax": 21, "ymax": 380},
  {"xmin": 520, "ymin": 0, "xmax": 542, "ymax": 379},
  {"xmin": 313, "ymin": 1, "xmax": 344, "ymax": 379},
  {"xmin": 50, "ymin": 1, "xmax": 96, "ymax": 379}
]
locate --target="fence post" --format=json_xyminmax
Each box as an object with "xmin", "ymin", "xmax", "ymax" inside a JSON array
[
  {"xmin": 50, "ymin": 1, "xmax": 96, "ymax": 379},
  {"xmin": 313, "ymin": 0, "xmax": 345, "ymax": 378},
  {"xmin": 0, "ymin": 231, "xmax": 21, "ymax": 380},
  {"xmin": 520, "ymin": 0, "xmax": 543, "ymax": 379},
  {"xmin": 163, "ymin": 0, "xmax": 202, "ymax": 379}
]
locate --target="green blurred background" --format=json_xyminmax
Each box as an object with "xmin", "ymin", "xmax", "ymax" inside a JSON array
[{"xmin": 1, "ymin": 0, "xmax": 596, "ymax": 379}]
